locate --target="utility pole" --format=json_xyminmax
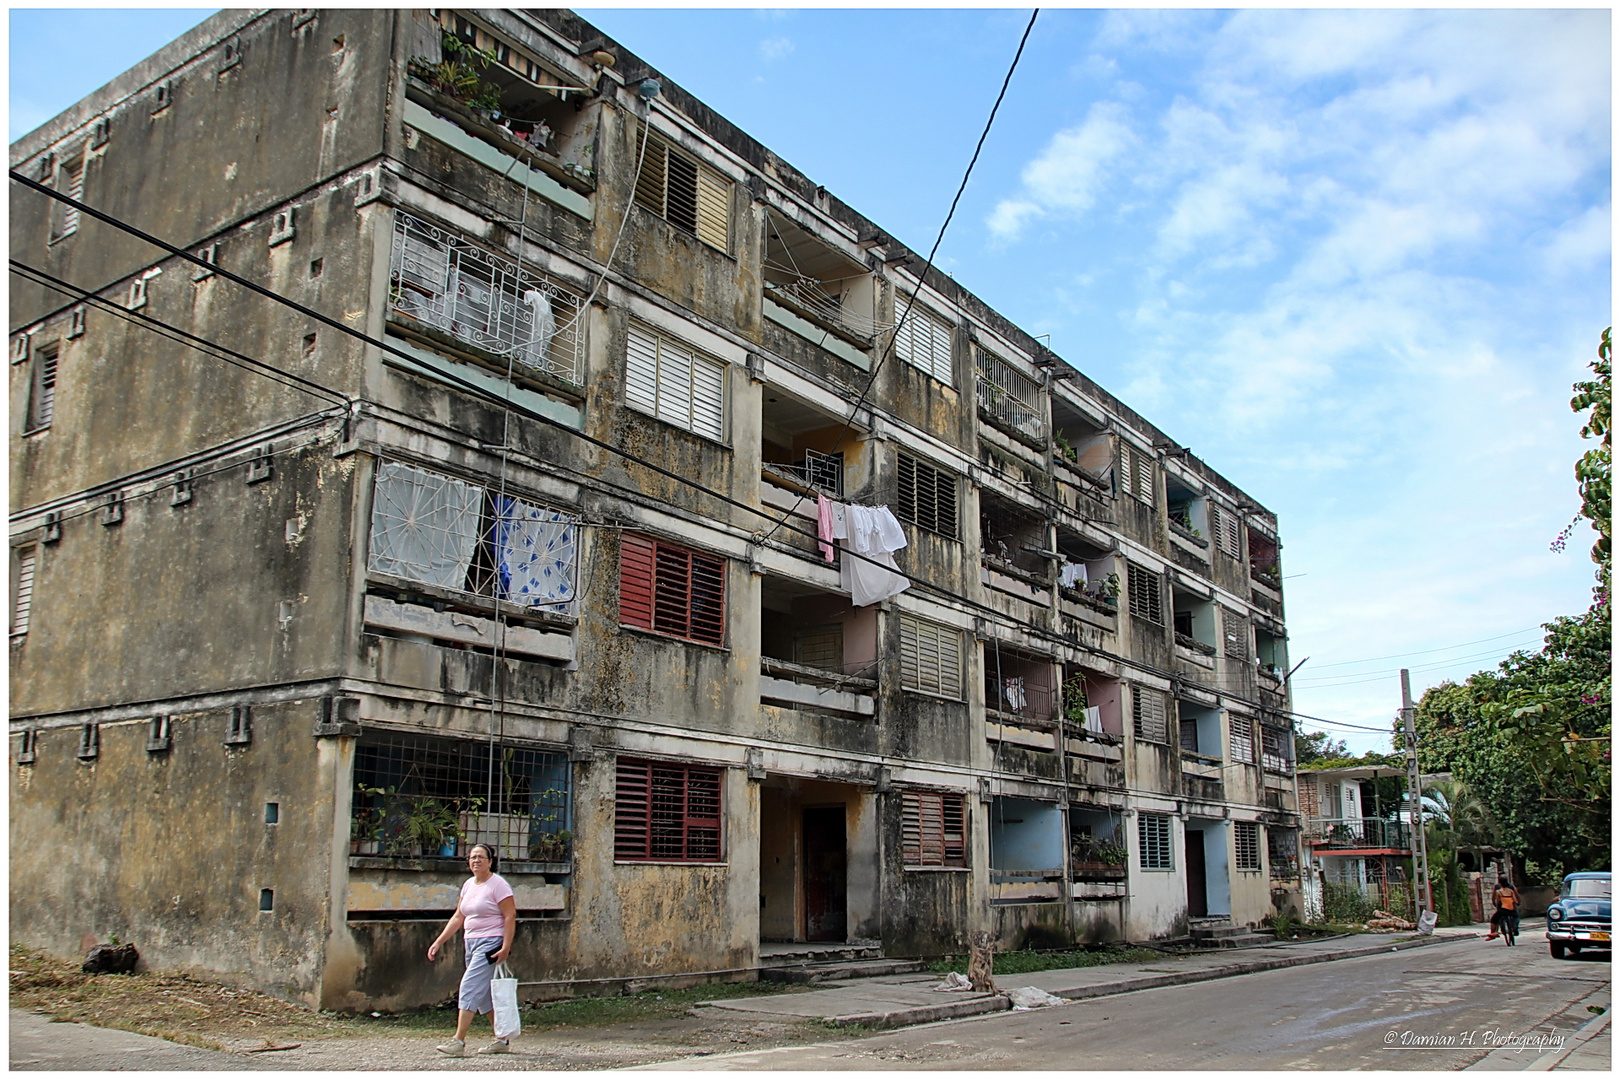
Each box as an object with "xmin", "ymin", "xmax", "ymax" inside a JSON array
[{"xmin": 1401, "ymin": 669, "xmax": 1432, "ymax": 921}]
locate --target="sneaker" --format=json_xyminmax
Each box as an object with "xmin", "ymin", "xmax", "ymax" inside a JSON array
[
  {"xmin": 436, "ymin": 1039, "xmax": 466, "ymax": 1057},
  {"xmin": 477, "ymin": 1039, "xmax": 511, "ymax": 1055}
]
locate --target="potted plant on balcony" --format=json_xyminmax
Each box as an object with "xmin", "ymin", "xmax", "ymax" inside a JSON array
[
  {"xmin": 350, "ymin": 784, "xmax": 395, "ymax": 855},
  {"xmin": 528, "ymin": 828, "xmax": 573, "ymax": 864},
  {"xmin": 1073, "ymin": 840, "xmax": 1129, "ymax": 877},
  {"xmin": 386, "ymin": 797, "xmax": 466, "ymax": 858}
]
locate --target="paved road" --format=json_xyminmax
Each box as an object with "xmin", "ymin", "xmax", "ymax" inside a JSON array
[{"xmin": 654, "ymin": 940, "xmax": 1611, "ymax": 1070}]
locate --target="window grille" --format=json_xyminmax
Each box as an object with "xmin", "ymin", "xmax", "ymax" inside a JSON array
[
  {"xmin": 901, "ymin": 790, "xmax": 966, "ymax": 868},
  {"xmin": 791, "ymin": 449, "xmax": 844, "ymax": 497},
  {"xmin": 1268, "ymin": 827, "xmax": 1300, "ymax": 878},
  {"xmin": 1234, "ymin": 820, "xmax": 1261, "ymax": 871},
  {"xmin": 1132, "ymin": 685, "xmax": 1167, "ymax": 743},
  {"xmin": 1223, "ymin": 612, "xmax": 1250, "ymax": 660},
  {"xmin": 352, "ymin": 731, "xmax": 571, "ymax": 862},
  {"xmin": 26, "ymin": 344, "xmax": 58, "ymax": 432},
  {"xmin": 367, "ymin": 461, "xmax": 578, "ymax": 612},
  {"xmin": 1261, "ymin": 724, "xmax": 1291, "ymax": 773},
  {"xmin": 975, "ymin": 350, "xmax": 1046, "ymax": 441},
  {"xmin": 794, "ymin": 624, "xmax": 843, "ymax": 671},
  {"xmin": 893, "ymin": 303, "xmax": 954, "ymax": 384},
  {"xmin": 389, "ymin": 212, "xmax": 584, "ymax": 383},
  {"xmin": 1127, "ymin": 561, "xmax": 1162, "ymax": 624},
  {"xmin": 614, "ymin": 758, "xmax": 723, "ymax": 861},
  {"xmin": 633, "ymin": 130, "xmax": 731, "ymax": 251},
  {"xmin": 12, "ymin": 549, "xmax": 37, "ymax": 635},
  {"xmin": 899, "ymin": 614, "xmax": 963, "ymax": 699},
  {"xmin": 1138, "ymin": 812, "xmax": 1172, "ymax": 870},
  {"xmin": 1229, "ymin": 713, "xmax": 1255, "ymax": 764},
  {"xmin": 624, "ymin": 322, "xmax": 726, "ymax": 441},
  {"xmin": 619, "ymin": 534, "xmax": 726, "ymax": 646},
  {"xmin": 1179, "ymin": 716, "xmax": 1199, "ymax": 753},
  {"xmin": 897, "ymin": 453, "xmax": 957, "ymax": 538}
]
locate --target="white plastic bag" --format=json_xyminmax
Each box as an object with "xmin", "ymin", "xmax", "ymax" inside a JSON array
[
  {"xmin": 1416, "ymin": 910, "xmax": 1439, "ymax": 936},
  {"xmin": 491, "ymin": 961, "xmax": 522, "ymax": 1040}
]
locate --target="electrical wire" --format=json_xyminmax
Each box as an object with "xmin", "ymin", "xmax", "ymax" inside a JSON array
[
  {"xmin": 1298, "ymin": 627, "xmax": 1547, "ymax": 672},
  {"xmin": 1293, "ymin": 638, "xmax": 1544, "ymax": 689}
]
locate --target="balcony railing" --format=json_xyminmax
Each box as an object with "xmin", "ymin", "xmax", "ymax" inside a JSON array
[
  {"xmin": 389, "ymin": 213, "xmax": 584, "ymax": 384},
  {"xmin": 764, "ymin": 279, "xmax": 884, "ymax": 345},
  {"xmin": 762, "ymin": 450, "xmax": 844, "ymax": 497},
  {"xmin": 976, "ymin": 352, "xmax": 1047, "ymax": 442},
  {"xmin": 1303, "ymin": 816, "xmax": 1412, "ymax": 850}
]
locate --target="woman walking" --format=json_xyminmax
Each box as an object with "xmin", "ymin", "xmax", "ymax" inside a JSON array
[
  {"xmin": 428, "ymin": 844, "xmax": 517, "ymax": 1055},
  {"xmin": 1485, "ymin": 876, "xmax": 1520, "ymax": 944}
]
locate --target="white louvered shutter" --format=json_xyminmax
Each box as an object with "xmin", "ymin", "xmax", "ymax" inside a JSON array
[
  {"xmin": 625, "ymin": 324, "xmax": 660, "ymax": 416},
  {"xmin": 690, "ymin": 352, "xmax": 726, "ymax": 440},
  {"xmin": 654, "ymin": 336, "xmax": 694, "ymax": 430},
  {"xmin": 12, "ymin": 550, "xmax": 36, "ymax": 635}
]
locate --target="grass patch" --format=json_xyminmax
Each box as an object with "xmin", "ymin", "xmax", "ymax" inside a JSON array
[{"xmin": 926, "ymin": 946, "xmax": 1161, "ymax": 976}]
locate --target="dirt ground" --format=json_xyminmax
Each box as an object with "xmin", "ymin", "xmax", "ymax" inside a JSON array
[{"xmin": 9, "ymin": 944, "xmax": 858, "ymax": 1070}]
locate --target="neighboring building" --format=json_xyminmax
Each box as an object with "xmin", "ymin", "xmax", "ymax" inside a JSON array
[
  {"xmin": 1296, "ymin": 765, "xmax": 1412, "ymax": 917},
  {"xmin": 10, "ymin": 9, "xmax": 1299, "ymax": 1009}
]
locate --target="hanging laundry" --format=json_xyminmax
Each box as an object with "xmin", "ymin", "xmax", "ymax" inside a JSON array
[
  {"xmin": 493, "ymin": 495, "xmax": 576, "ymax": 608},
  {"xmin": 1003, "ymin": 677, "xmax": 1027, "ymax": 711},
  {"xmin": 1059, "ymin": 561, "xmax": 1088, "ymax": 589},
  {"xmin": 839, "ymin": 503, "xmax": 910, "ymax": 607},
  {"xmin": 521, "ymin": 289, "xmax": 556, "ymax": 370},
  {"xmin": 816, "ymin": 494, "xmax": 836, "ymax": 562},
  {"xmin": 1084, "ymin": 706, "xmax": 1104, "ymax": 734}
]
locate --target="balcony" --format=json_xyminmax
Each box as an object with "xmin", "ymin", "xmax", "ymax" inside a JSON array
[
  {"xmin": 1304, "ymin": 817, "xmax": 1412, "ymax": 851},
  {"xmin": 759, "ymin": 575, "xmax": 878, "ymax": 719},
  {"xmin": 976, "ymin": 350, "xmax": 1047, "ymax": 446},
  {"xmin": 760, "ymin": 657, "xmax": 876, "ymax": 718}
]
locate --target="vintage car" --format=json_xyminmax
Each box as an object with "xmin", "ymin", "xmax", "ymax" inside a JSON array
[{"xmin": 1545, "ymin": 871, "xmax": 1611, "ymax": 958}]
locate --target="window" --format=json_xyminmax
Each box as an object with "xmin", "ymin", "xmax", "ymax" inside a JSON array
[
  {"xmin": 624, "ymin": 322, "xmax": 726, "ymax": 441},
  {"xmin": 893, "ymin": 302, "xmax": 954, "ymax": 384},
  {"xmin": 25, "ymin": 343, "xmax": 58, "ymax": 433},
  {"xmin": 633, "ymin": 130, "xmax": 731, "ymax": 251},
  {"xmin": 614, "ymin": 759, "xmax": 723, "ymax": 861},
  {"xmin": 897, "ymin": 453, "xmax": 957, "ymax": 538},
  {"xmin": 1268, "ymin": 826, "xmax": 1299, "ymax": 878},
  {"xmin": 901, "ymin": 790, "xmax": 966, "ymax": 868},
  {"xmin": 1210, "ymin": 504, "xmax": 1242, "ymax": 559},
  {"xmin": 1261, "ymin": 724, "xmax": 1291, "ymax": 772},
  {"xmin": 975, "ymin": 349, "xmax": 1045, "ymax": 441},
  {"xmin": 1132, "ymin": 685, "xmax": 1167, "ymax": 743},
  {"xmin": 53, "ymin": 151, "xmax": 84, "ymax": 239},
  {"xmin": 1127, "ymin": 561, "xmax": 1162, "ymax": 624},
  {"xmin": 1138, "ymin": 812, "xmax": 1172, "ymax": 870},
  {"xmin": 899, "ymin": 614, "xmax": 963, "ymax": 699},
  {"xmin": 389, "ymin": 213, "xmax": 585, "ymax": 383},
  {"xmin": 367, "ymin": 461, "xmax": 579, "ymax": 611},
  {"xmin": 1229, "ymin": 713, "xmax": 1255, "ymax": 764},
  {"xmin": 1234, "ymin": 821, "xmax": 1261, "ymax": 871},
  {"xmin": 12, "ymin": 548, "xmax": 37, "ymax": 636},
  {"xmin": 619, "ymin": 534, "xmax": 726, "ymax": 646},
  {"xmin": 1223, "ymin": 612, "xmax": 1249, "ymax": 660},
  {"xmin": 1121, "ymin": 443, "xmax": 1153, "ymax": 505},
  {"xmin": 353, "ymin": 731, "xmax": 570, "ymax": 861}
]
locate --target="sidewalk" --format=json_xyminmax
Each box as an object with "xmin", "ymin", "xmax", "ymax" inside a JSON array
[{"xmin": 697, "ymin": 928, "xmax": 1479, "ymax": 1030}]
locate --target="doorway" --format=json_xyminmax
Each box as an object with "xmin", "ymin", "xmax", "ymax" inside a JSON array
[
  {"xmin": 803, "ymin": 807, "xmax": 847, "ymax": 941},
  {"xmin": 1186, "ymin": 828, "xmax": 1208, "ymax": 917}
]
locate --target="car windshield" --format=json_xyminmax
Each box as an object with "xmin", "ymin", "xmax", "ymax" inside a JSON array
[{"xmin": 1565, "ymin": 878, "xmax": 1611, "ymax": 899}]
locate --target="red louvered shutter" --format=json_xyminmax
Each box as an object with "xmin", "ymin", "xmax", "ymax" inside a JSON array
[
  {"xmin": 653, "ymin": 546, "xmax": 692, "ymax": 639},
  {"xmin": 614, "ymin": 760, "xmax": 652, "ymax": 859},
  {"xmin": 616, "ymin": 759, "xmax": 723, "ymax": 861},
  {"xmin": 687, "ymin": 552, "xmax": 726, "ymax": 645},
  {"xmin": 619, "ymin": 534, "xmax": 655, "ymax": 630}
]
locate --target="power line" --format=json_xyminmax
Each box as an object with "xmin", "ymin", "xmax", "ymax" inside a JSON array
[
  {"xmin": 1294, "ymin": 637, "xmax": 1545, "ymax": 688},
  {"xmin": 1299, "ymin": 626, "xmax": 1546, "ymax": 672}
]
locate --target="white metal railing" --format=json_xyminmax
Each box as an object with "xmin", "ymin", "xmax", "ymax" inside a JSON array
[
  {"xmin": 766, "ymin": 449, "xmax": 844, "ymax": 497},
  {"xmin": 389, "ymin": 213, "xmax": 584, "ymax": 384},
  {"xmin": 764, "ymin": 278, "xmax": 886, "ymax": 343},
  {"xmin": 976, "ymin": 351, "xmax": 1046, "ymax": 441}
]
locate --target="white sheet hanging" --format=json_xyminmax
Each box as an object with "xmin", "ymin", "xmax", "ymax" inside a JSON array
[
  {"xmin": 838, "ymin": 503, "xmax": 910, "ymax": 607},
  {"xmin": 367, "ymin": 462, "xmax": 483, "ymax": 589}
]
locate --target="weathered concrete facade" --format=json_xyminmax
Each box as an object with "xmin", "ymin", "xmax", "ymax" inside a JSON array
[{"xmin": 11, "ymin": 8, "xmax": 1299, "ymax": 1009}]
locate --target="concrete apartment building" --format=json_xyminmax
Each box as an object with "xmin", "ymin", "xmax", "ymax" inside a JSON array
[{"xmin": 9, "ymin": 9, "xmax": 1301, "ymax": 1010}]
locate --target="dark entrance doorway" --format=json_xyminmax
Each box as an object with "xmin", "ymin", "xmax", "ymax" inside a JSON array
[
  {"xmin": 1186, "ymin": 828, "xmax": 1208, "ymax": 917},
  {"xmin": 803, "ymin": 807, "xmax": 847, "ymax": 942}
]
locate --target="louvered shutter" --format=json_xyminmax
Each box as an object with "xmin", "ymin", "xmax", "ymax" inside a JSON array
[
  {"xmin": 1128, "ymin": 562, "xmax": 1162, "ymax": 624},
  {"xmin": 1224, "ymin": 612, "xmax": 1250, "ymax": 659},
  {"xmin": 653, "ymin": 546, "xmax": 693, "ymax": 639},
  {"xmin": 615, "ymin": 760, "xmax": 652, "ymax": 859},
  {"xmin": 29, "ymin": 348, "xmax": 58, "ymax": 430},
  {"xmin": 654, "ymin": 337, "xmax": 694, "ymax": 431},
  {"xmin": 1133, "ymin": 686, "xmax": 1167, "ymax": 743},
  {"xmin": 694, "ymin": 167, "xmax": 730, "ymax": 251},
  {"xmin": 1136, "ymin": 451, "xmax": 1154, "ymax": 505},
  {"xmin": 616, "ymin": 759, "xmax": 723, "ymax": 861},
  {"xmin": 686, "ymin": 550, "xmax": 726, "ymax": 645},
  {"xmin": 899, "ymin": 614, "xmax": 962, "ymax": 698},
  {"xmin": 901, "ymin": 791, "xmax": 965, "ymax": 868},
  {"xmin": 896, "ymin": 306, "xmax": 953, "ymax": 384},
  {"xmin": 1230, "ymin": 713, "xmax": 1255, "ymax": 764},
  {"xmin": 619, "ymin": 534, "xmax": 656, "ymax": 630},
  {"xmin": 690, "ymin": 352, "xmax": 726, "ymax": 441},
  {"xmin": 633, "ymin": 135, "xmax": 668, "ymax": 218},
  {"xmin": 624, "ymin": 324, "xmax": 660, "ymax": 415},
  {"xmin": 1138, "ymin": 813, "xmax": 1172, "ymax": 869},
  {"xmin": 13, "ymin": 550, "xmax": 36, "ymax": 635}
]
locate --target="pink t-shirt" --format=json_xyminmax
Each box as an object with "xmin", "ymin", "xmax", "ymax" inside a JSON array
[{"xmin": 459, "ymin": 873, "xmax": 514, "ymax": 939}]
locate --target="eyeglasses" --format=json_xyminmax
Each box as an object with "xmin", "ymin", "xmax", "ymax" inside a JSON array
[{"xmin": 467, "ymin": 854, "xmax": 490, "ymax": 862}]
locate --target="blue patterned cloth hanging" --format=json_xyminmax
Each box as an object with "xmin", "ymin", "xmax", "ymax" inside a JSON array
[{"xmin": 493, "ymin": 495, "xmax": 576, "ymax": 608}]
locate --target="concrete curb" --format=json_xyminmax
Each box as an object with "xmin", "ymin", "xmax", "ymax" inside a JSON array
[
  {"xmin": 1527, "ymin": 1008, "xmax": 1610, "ymax": 1071},
  {"xmin": 1050, "ymin": 933, "xmax": 1473, "ymax": 1001},
  {"xmin": 822, "ymin": 993, "xmax": 1012, "ymax": 1029}
]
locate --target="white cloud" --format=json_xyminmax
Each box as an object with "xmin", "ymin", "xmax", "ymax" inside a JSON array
[
  {"xmin": 987, "ymin": 102, "xmax": 1134, "ymax": 239},
  {"xmin": 1539, "ymin": 204, "xmax": 1612, "ymax": 277},
  {"xmin": 758, "ymin": 36, "xmax": 794, "ymax": 62}
]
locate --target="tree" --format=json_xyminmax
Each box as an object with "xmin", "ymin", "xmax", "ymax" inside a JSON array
[
  {"xmin": 1295, "ymin": 729, "xmax": 1348, "ymax": 765},
  {"xmin": 1554, "ymin": 327, "xmax": 1611, "ymax": 600}
]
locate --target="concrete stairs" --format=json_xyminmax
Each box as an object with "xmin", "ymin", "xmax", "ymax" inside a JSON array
[
  {"xmin": 758, "ymin": 940, "xmax": 926, "ymax": 984},
  {"xmin": 1188, "ymin": 917, "xmax": 1276, "ymax": 949}
]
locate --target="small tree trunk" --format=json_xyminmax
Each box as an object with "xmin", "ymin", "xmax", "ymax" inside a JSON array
[{"xmin": 967, "ymin": 931, "xmax": 997, "ymax": 994}]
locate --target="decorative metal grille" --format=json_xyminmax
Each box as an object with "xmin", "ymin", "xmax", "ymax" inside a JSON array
[
  {"xmin": 389, "ymin": 212, "xmax": 584, "ymax": 383},
  {"xmin": 368, "ymin": 461, "xmax": 578, "ymax": 612},
  {"xmin": 976, "ymin": 350, "xmax": 1046, "ymax": 441},
  {"xmin": 351, "ymin": 731, "xmax": 571, "ymax": 863}
]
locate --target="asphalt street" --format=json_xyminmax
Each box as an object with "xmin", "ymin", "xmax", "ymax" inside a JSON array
[{"xmin": 652, "ymin": 937, "xmax": 1611, "ymax": 1070}]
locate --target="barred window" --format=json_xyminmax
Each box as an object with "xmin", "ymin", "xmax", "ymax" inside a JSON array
[
  {"xmin": 633, "ymin": 130, "xmax": 731, "ymax": 251},
  {"xmin": 1234, "ymin": 820, "xmax": 1261, "ymax": 871},
  {"xmin": 619, "ymin": 534, "xmax": 726, "ymax": 646},
  {"xmin": 1133, "ymin": 686, "xmax": 1168, "ymax": 743},
  {"xmin": 901, "ymin": 790, "xmax": 967, "ymax": 868},
  {"xmin": 1229, "ymin": 713, "xmax": 1255, "ymax": 764},
  {"xmin": 894, "ymin": 303, "xmax": 954, "ymax": 384},
  {"xmin": 899, "ymin": 613, "xmax": 963, "ymax": 699},
  {"xmin": 975, "ymin": 349, "xmax": 1045, "ymax": 441},
  {"xmin": 1223, "ymin": 611, "xmax": 1250, "ymax": 660},
  {"xmin": 351, "ymin": 731, "xmax": 571, "ymax": 863},
  {"xmin": 1261, "ymin": 724, "xmax": 1291, "ymax": 773},
  {"xmin": 624, "ymin": 321, "xmax": 727, "ymax": 442},
  {"xmin": 367, "ymin": 461, "xmax": 578, "ymax": 611},
  {"xmin": 1138, "ymin": 812, "xmax": 1172, "ymax": 870},
  {"xmin": 897, "ymin": 453, "xmax": 957, "ymax": 538},
  {"xmin": 1127, "ymin": 561, "xmax": 1162, "ymax": 624},
  {"xmin": 614, "ymin": 759, "xmax": 723, "ymax": 862}
]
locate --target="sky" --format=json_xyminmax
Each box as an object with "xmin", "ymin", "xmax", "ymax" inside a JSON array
[{"xmin": 9, "ymin": 7, "xmax": 1612, "ymax": 755}]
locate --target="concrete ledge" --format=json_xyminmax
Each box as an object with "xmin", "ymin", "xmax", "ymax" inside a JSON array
[{"xmin": 822, "ymin": 994, "xmax": 1011, "ymax": 1029}]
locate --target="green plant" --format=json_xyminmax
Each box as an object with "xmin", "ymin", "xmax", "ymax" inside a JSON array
[
  {"xmin": 1102, "ymin": 571, "xmax": 1121, "ymax": 600},
  {"xmin": 411, "ymin": 32, "xmax": 504, "ymax": 112},
  {"xmin": 1062, "ymin": 678, "xmax": 1089, "ymax": 722},
  {"xmin": 1322, "ymin": 881, "xmax": 1376, "ymax": 924},
  {"xmin": 386, "ymin": 797, "xmax": 463, "ymax": 857},
  {"xmin": 528, "ymin": 828, "xmax": 573, "ymax": 863},
  {"xmin": 1270, "ymin": 910, "xmax": 1295, "ymax": 940}
]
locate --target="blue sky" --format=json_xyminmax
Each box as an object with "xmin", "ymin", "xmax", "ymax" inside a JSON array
[{"xmin": 10, "ymin": 8, "xmax": 1612, "ymax": 754}]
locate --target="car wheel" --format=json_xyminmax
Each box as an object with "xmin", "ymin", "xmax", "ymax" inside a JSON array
[{"xmin": 1550, "ymin": 942, "xmax": 1566, "ymax": 959}]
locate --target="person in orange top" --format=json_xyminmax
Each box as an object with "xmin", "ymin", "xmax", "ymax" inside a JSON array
[{"xmin": 1485, "ymin": 876, "xmax": 1520, "ymax": 942}]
